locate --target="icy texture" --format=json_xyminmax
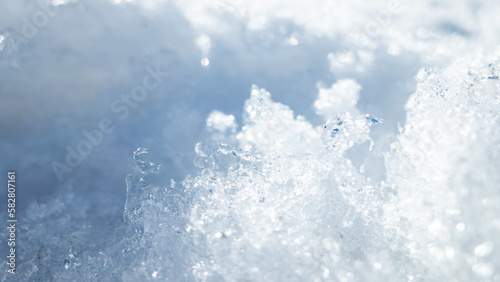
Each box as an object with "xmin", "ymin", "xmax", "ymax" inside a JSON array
[
  {"xmin": 115, "ymin": 58, "xmax": 499, "ymax": 281},
  {"xmin": 184, "ymin": 87, "xmax": 395, "ymax": 281},
  {"xmin": 384, "ymin": 57, "xmax": 500, "ymax": 280},
  {"xmin": 103, "ymin": 57, "xmax": 499, "ymax": 281},
  {"xmin": 2, "ymin": 0, "xmax": 500, "ymax": 281},
  {"xmin": 2, "ymin": 57, "xmax": 500, "ymax": 281}
]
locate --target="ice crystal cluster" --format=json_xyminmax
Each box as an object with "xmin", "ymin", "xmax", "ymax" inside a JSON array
[
  {"xmin": 114, "ymin": 58, "xmax": 500, "ymax": 281},
  {"xmin": 1, "ymin": 0, "xmax": 500, "ymax": 281}
]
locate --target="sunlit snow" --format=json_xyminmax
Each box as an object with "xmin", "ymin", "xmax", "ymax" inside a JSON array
[{"xmin": 1, "ymin": 0, "xmax": 500, "ymax": 281}]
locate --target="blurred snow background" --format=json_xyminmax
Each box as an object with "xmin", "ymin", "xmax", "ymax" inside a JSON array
[{"xmin": 0, "ymin": 0, "xmax": 499, "ymax": 281}]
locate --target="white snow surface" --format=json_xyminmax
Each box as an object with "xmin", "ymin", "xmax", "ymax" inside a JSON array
[{"xmin": 1, "ymin": 0, "xmax": 500, "ymax": 281}]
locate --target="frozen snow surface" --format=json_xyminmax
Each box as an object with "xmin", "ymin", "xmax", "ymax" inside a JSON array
[{"xmin": 1, "ymin": 0, "xmax": 500, "ymax": 281}]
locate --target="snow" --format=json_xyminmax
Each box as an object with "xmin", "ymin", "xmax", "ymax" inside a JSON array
[{"xmin": 1, "ymin": 0, "xmax": 500, "ymax": 281}]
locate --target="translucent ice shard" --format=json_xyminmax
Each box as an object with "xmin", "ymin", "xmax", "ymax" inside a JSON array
[
  {"xmin": 124, "ymin": 148, "xmax": 161, "ymax": 223},
  {"xmin": 321, "ymin": 113, "xmax": 374, "ymax": 153}
]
